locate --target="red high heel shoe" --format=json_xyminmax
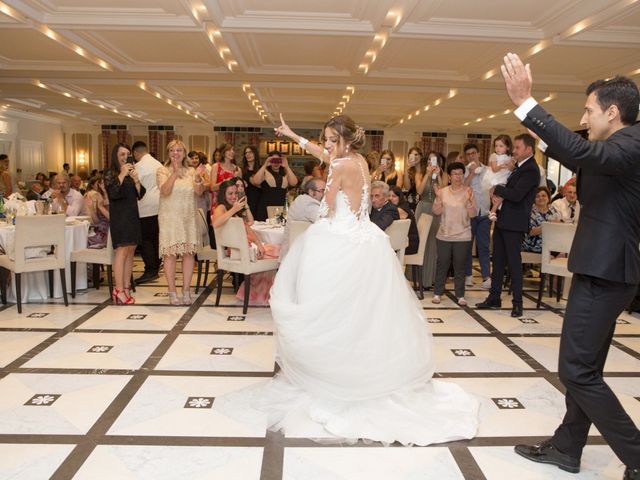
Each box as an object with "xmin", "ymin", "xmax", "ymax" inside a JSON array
[
  {"xmin": 123, "ymin": 288, "xmax": 135, "ymax": 304},
  {"xmin": 112, "ymin": 288, "xmax": 134, "ymax": 305}
]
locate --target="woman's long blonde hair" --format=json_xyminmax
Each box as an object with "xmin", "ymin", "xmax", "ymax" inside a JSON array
[{"xmin": 165, "ymin": 139, "xmax": 190, "ymax": 168}]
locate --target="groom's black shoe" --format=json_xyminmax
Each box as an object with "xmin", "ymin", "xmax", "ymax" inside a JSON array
[
  {"xmin": 511, "ymin": 302, "xmax": 523, "ymax": 318},
  {"xmin": 476, "ymin": 297, "xmax": 501, "ymax": 309},
  {"xmin": 625, "ymin": 467, "xmax": 640, "ymax": 480},
  {"xmin": 514, "ymin": 440, "xmax": 580, "ymax": 473}
]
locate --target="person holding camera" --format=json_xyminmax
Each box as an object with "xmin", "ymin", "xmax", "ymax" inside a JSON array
[
  {"xmin": 250, "ymin": 150, "xmax": 298, "ymax": 221},
  {"xmin": 104, "ymin": 143, "xmax": 146, "ymax": 305},
  {"xmin": 399, "ymin": 146, "xmax": 424, "ymax": 210},
  {"xmin": 157, "ymin": 140, "xmax": 207, "ymax": 306}
]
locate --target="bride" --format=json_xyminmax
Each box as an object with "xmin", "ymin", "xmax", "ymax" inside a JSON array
[{"xmin": 219, "ymin": 114, "xmax": 479, "ymax": 445}]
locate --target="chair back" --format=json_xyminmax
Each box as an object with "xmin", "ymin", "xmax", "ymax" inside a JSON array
[
  {"xmin": 14, "ymin": 215, "xmax": 66, "ymax": 272},
  {"xmin": 404, "ymin": 213, "xmax": 433, "ymax": 265},
  {"xmin": 213, "ymin": 217, "xmax": 251, "ymax": 268},
  {"xmin": 267, "ymin": 205, "xmax": 283, "ymax": 219},
  {"xmin": 196, "ymin": 208, "xmax": 210, "ymax": 248},
  {"xmin": 385, "ymin": 219, "xmax": 411, "ymax": 263},
  {"xmin": 288, "ymin": 220, "xmax": 311, "ymax": 249},
  {"xmin": 540, "ymin": 222, "xmax": 576, "ymax": 277}
]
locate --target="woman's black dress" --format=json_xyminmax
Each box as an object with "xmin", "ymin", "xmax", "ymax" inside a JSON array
[
  {"xmin": 242, "ymin": 167, "xmax": 262, "ymax": 215},
  {"xmin": 104, "ymin": 170, "xmax": 146, "ymax": 248},
  {"xmin": 255, "ymin": 167, "xmax": 286, "ymax": 221}
]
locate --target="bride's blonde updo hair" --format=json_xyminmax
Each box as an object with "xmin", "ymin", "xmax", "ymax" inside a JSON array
[{"xmin": 321, "ymin": 115, "xmax": 366, "ymax": 151}]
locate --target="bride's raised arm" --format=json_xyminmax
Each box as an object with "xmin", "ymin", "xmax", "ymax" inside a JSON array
[{"xmin": 274, "ymin": 114, "xmax": 330, "ymax": 165}]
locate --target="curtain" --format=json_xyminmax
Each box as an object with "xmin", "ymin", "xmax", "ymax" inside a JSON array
[
  {"xmin": 166, "ymin": 130, "xmax": 175, "ymax": 147},
  {"xmin": 116, "ymin": 129, "xmax": 128, "ymax": 145},
  {"xmin": 248, "ymin": 132, "xmax": 260, "ymax": 147},
  {"xmin": 148, "ymin": 130, "xmax": 159, "ymax": 159},
  {"xmin": 223, "ymin": 132, "xmax": 235, "ymax": 145},
  {"xmin": 370, "ymin": 134, "xmax": 383, "ymax": 153},
  {"xmin": 101, "ymin": 129, "xmax": 110, "ymax": 168}
]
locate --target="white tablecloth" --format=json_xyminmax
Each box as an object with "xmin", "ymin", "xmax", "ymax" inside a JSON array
[
  {"xmin": 251, "ymin": 222, "xmax": 286, "ymax": 245},
  {"xmin": 0, "ymin": 221, "xmax": 89, "ymax": 302}
]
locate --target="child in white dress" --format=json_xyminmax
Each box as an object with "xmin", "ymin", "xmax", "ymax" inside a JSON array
[{"xmin": 487, "ymin": 134, "xmax": 514, "ymax": 187}]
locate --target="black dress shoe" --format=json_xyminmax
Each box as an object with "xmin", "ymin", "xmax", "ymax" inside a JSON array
[
  {"xmin": 135, "ymin": 273, "xmax": 159, "ymax": 284},
  {"xmin": 511, "ymin": 303, "xmax": 523, "ymax": 318},
  {"xmin": 514, "ymin": 440, "xmax": 580, "ymax": 473},
  {"xmin": 476, "ymin": 297, "xmax": 502, "ymax": 309},
  {"xmin": 625, "ymin": 467, "xmax": 640, "ymax": 480}
]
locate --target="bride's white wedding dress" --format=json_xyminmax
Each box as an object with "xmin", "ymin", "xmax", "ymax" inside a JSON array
[{"xmin": 218, "ymin": 157, "xmax": 479, "ymax": 445}]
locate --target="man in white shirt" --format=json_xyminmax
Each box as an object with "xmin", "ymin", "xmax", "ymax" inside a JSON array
[
  {"xmin": 280, "ymin": 178, "xmax": 325, "ymax": 259},
  {"xmin": 51, "ymin": 173, "xmax": 86, "ymax": 216},
  {"xmin": 132, "ymin": 141, "xmax": 162, "ymax": 283},
  {"xmin": 463, "ymin": 144, "xmax": 492, "ymax": 289},
  {"xmin": 551, "ymin": 180, "xmax": 580, "ymax": 224}
]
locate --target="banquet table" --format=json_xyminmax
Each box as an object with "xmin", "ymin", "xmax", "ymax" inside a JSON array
[
  {"xmin": 0, "ymin": 218, "xmax": 90, "ymax": 302},
  {"xmin": 251, "ymin": 222, "xmax": 286, "ymax": 246}
]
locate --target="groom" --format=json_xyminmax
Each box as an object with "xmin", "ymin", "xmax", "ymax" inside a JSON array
[{"xmin": 501, "ymin": 53, "xmax": 640, "ymax": 479}]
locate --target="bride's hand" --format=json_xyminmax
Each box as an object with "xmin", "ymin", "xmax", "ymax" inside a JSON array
[{"xmin": 274, "ymin": 113, "xmax": 295, "ymax": 139}]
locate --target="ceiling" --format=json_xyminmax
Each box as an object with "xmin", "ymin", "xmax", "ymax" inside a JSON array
[{"xmin": 0, "ymin": 0, "xmax": 638, "ymax": 133}]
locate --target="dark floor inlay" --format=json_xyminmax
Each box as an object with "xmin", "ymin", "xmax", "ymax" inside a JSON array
[
  {"xmin": 227, "ymin": 315, "xmax": 245, "ymax": 322},
  {"xmin": 184, "ymin": 396, "xmax": 215, "ymax": 409},
  {"xmin": 519, "ymin": 318, "xmax": 539, "ymax": 324},
  {"xmin": 451, "ymin": 349, "xmax": 475, "ymax": 357},
  {"xmin": 616, "ymin": 319, "xmax": 631, "ymax": 325},
  {"xmin": 492, "ymin": 397, "xmax": 525, "ymax": 409},
  {"xmin": 87, "ymin": 345, "xmax": 114, "ymax": 353},
  {"xmin": 426, "ymin": 317, "xmax": 444, "ymax": 323},
  {"xmin": 27, "ymin": 313, "xmax": 50, "ymax": 318},
  {"xmin": 25, "ymin": 394, "xmax": 61, "ymax": 406},
  {"xmin": 211, "ymin": 347, "xmax": 234, "ymax": 355},
  {"xmin": 154, "ymin": 293, "xmax": 169, "ymax": 297},
  {"xmin": 127, "ymin": 314, "xmax": 148, "ymax": 320}
]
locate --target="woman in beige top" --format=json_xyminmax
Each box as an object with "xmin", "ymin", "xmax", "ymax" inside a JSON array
[
  {"xmin": 431, "ymin": 161, "xmax": 477, "ymax": 306},
  {"xmin": 157, "ymin": 139, "xmax": 206, "ymax": 305}
]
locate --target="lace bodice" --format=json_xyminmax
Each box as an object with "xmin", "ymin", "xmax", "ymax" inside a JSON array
[{"xmin": 318, "ymin": 157, "xmax": 370, "ymax": 221}]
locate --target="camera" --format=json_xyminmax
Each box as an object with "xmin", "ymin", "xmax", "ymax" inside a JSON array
[
  {"xmin": 430, "ymin": 156, "xmax": 438, "ymax": 167},
  {"xmin": 126, "ymin": 156, "xmax": 135, "ymax": 165},
  {"xmin": 270, "ymin": 157, "xmax": 282, "ymax": 165}
]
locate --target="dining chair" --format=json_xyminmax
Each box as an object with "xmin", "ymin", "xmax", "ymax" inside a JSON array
[
  {"xmin": 213, "ymin": 217, "xmax": 279, "ymax": 314},
  {"xmin": 0, "ymin": 215, "xmax": 68, "ymax": 313},
  {"xmin": 287, "ymin": 220, "xmax": 312, "ymax": 250},
  {"xmin": 403, "ymin": 214, "xmax": 433, "ymax": 299},
  {"xmin": 195, "ymin": 208, "xmax": 217, "ymax": 293},
  {"xmin": 537, "ymin": 222, "xmax": 576, "ymax": 308},
  {"xmin": 385, "ymin": 219, "xmax": 411, "ymax": 265},
  {"xmin": 70, "ymin": 229, "xmax": 114, "ymax": 299}
]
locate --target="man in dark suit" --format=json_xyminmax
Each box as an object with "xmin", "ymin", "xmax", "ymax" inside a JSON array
[
  {"xmin": 501, "ymin": 53, "xmax": 640, "ymax": 479},
  {"xmin": 370, "ymin": 180, "xmax": 399, "ymax": 231},
  {"xmin": 477, "ymin": 133, "xmax": 540, "ymax": 317}
]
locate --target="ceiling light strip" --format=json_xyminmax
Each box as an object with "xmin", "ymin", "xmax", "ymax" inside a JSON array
[
  {"xmin": 396, "ymin": 89, "xmax": 457, "ymax": 125},
  {"xmin": 138, "ymin": 82, "xmax": 210, "ymax": 123},
  {"xmin": 242, "ymin": 83, "xmax": 267, "ymax": 121},
  {"xmin": 356, "ymin": 9, "xmax": 402, "ymax": 75},
  {"xmin": 332, "ymin": 86, "xmax": 355, "ymax": 117},
  {"xmin": 460, "ymin": 95, "xmax": 553, "ymax": 126},
  {"xmin": 204, "ymin": 22, "xmax": 239, "ymax": 72}
]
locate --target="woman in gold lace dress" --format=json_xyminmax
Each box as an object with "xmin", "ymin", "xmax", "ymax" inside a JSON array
[{"xmin": 157, "ymin": 139, "xmax": 206, "ymax": 305}]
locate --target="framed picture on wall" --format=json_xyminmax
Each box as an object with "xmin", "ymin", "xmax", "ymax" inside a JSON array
[
  {"xmin": 279, "ymin": 141, "xmax": 290, "ymax": 155},
  {"xmin": 292, "ymin": 143, "xmax": 303, "ymax": 155},
  {"xmin": 267, "ymin": 141, "xmax": 277, "ymax": 153}
]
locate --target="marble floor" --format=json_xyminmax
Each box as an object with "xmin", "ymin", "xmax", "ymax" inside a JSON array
[{"xmin": 0, "ymin": 259, "xmax": 638, "ymax": 480}]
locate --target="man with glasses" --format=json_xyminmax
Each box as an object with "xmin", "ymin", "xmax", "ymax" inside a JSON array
[
  {"xmin": 279, "ymin": 178, "xmax": 326, "ymax": 258},
  {"xmin": 463, "ymin": 144, "xmax": 492, "ymax": 289}
]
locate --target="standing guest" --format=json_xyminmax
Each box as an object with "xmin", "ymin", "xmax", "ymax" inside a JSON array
[
  {"xmin": 502, "ymin": 54, "xmax": 640, "ymax": 479},
  {"xmin": 157, "ymin": 140, "xmax": 205, "ymax": 306},
  {"xmin": 240, "ymin": 146, "xmax": 262, "ymax": 215},
  {"xmin": 84, "ymin": 176, "xmax": 110, "ymax": 248},
  {"xmin": 104, "ymin": 143, "xmax": 145, "ymax": 305},
  {"xmin": 132, "ymin": 141, "xmax": 162, "ymax": 284},
  {"xmin": 366, "ymin": 151, "xmax": 380, "ymax": 176},
  {"xmin": 463, "ymin": 144, "xmax": 492, "ymax": 289},
  {"xmin": 280, "ymin": 177, "xmax": 325, "ymax": 259},
  {"xmin": 389, "ymin": 186, "xmax": 419, "ymax": 255},
  {"xmin": 414, "ymin": 151, "xmax": 445, "ymax": 289},
  {"xmin": 51, "ymin": 173, "xmax": 87, "ymax": 216},
  {"xmin": 371, "ymin": 149, "xmax": 398, "ymax": 186},
  {"xmin": 70, "ymin": 175, "xmax": 83, "ymax": 193},
  {"xmin": 370, "ymin": 181, "xmax": 399, "ymax": 231},
  {"xmin": 62, "ymin": 163, "xmax": 71, "ymax": 175},
  {"xmin": 401, "ymin": 146, "xmax": 424, "ymax": 210},
  {"xmin": 522, "ymin": 186, "xmax": 559, "ymax": 253},
  {"xmin": 0, "ymin": 154, "xmax": 12, "ymax": 197},
  {"xmin": 551, "ymin": 178, "xmax": 580, "ymax": 224},
  {"xmin": 301, "ymin": 159, "xmax": 322, "ymax": 191},
  {"xmin": 431, "ymin": 162, "xmax": 477, "ymax": 306},
  {"xmin": 251, "ymin": 151, "xmax": 298, "ymax": 221},
  {"xmin": 210, "ymin": 143, "xmax": 241, "ymax": 195},
  {"xmin": 477, "ymin": 134, "xmax": 540, "ymax": 318},
  {"xmin": 212, "ymin": 147, "xmax": 223, "ymax": 165},
  {"xmin": 188, "ymin": 150, "xmax": 211, "ymax": 216}
]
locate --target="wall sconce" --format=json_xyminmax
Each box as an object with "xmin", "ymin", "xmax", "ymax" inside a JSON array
[{"xmin": 78, "ymin": 151, "xmax": 86, "ymax": 166}]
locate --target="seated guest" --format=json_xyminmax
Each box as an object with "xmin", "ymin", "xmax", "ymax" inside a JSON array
[
  {"xmin": 388, "ymin": 186, "xmax": 419, "ymax": 255},
  {"xmin": 212, "ymin": 179, "xmax": 277, "ymax": 305},
  {"xmin": 280, "ymin": 177, "xmax": 326, "ymax": 259},
  {"xmin": 50, "ymin": 173, "xmax": 87, "ymax": 216},
  {"xmin": 551, "ymin": 178, "xmax": 580, "ymax": 224},
  {"xmin": 26, "ymin": 181, "xmax": 43, "ymax": 201},
  {"xmin": 84, "ymin": 176, "xmax": 110, "ymax": 248},
  {"xmin": 431, "ymin": 162, "xmax": 477, "ymax": 306},
  {"xmin": 370, "ymin": 180, "xmax": 399, "ymax": 231},
  {"xmin": 70, "ymin": 175, "xmax": 83, "ymax": 193},
  {"xmin": 301, "ymin": 160, "xmax": 322, "ymax": 191},
  {"xmin": 233, "ymin": 176, "xmax": 255, "ymax": 225},
  {"xmin": 522, "ymin": 186, "xmax": 560, "ymax": 253}
]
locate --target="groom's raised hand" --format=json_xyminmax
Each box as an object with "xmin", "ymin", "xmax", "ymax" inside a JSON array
[{"xmin": 500, "ymin": 52, "xmax": 533, "ymax": 107}]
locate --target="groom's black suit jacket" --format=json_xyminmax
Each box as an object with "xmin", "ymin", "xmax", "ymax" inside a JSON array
[{"xmin": 494, "ymin": 156, "xmax": 540, "ymax": 233}]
